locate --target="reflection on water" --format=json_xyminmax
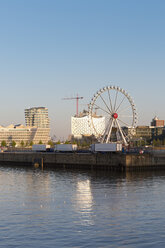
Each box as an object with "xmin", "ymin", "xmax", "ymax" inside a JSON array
[
  {"xmin": 1, "ymin": 166, "xmax": 165, "ymax": 247},
  {"xmin": 76, "ymin": 179, "xmax": 94, "ymax": 226},
  {"xmin": 76, "ymin": 179, "xmax": 93, "ymax": 210}
]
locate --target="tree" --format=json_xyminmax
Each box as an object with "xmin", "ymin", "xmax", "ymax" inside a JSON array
[
  {"xmin": 152, "ymin": 139, "xmax": 157, "ymax": 146},
  {"xmin": 29, "ymin": 141, "xmax": 33, "ymax": 146},
  {"xmin": 81, "ymin": 141, "xmax": 88, "ymax": 147},
  {"xmin": 25, "ymin": 141, "xmax": 29, "ymax": 147},
  {"xmin": 12, "ymin": 140, "xmax": 16, "ymax": 147},
  {"xmin": 1, "ymin": 140, "xmax": 6, "ymax": 147},
  {"xmin": 48, "ymin": 140, "xmax": 54, "ymax": 147},
  {"xmin": 20, "ymin": 140, "xmax": 24, "ymax": 147},
  {"xmin": 156, "ymin": 139, "xmax": 161, "ymax": 146},
  {"xmin": 39, "ymin": 140, "xmax": 43, "ymax": 144}
]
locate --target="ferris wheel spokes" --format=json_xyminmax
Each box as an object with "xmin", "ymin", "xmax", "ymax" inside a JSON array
[
  {"xmin": 115, "ymin": 95, "xmax": 126, "ymax": 113},
  {"xmin": 93, "ymin": 103, "xmax": 110, "ymax": 115},
  {"xmin": 99, "ymin": 94, "xmax": 112, "ymax": 114},
  {"xmin": 117, "ymin": 104, "xmax": 132, "ymax": 115},
  {"xmin": 117, "ymin": 118, "xmax": 131, "ymax": 128},
  {"xmin": 113, "ymin": 90, "xmax": 118, "ymax": 112},
  {"xmin": 88, "ymin": 85, "xmax": 137, "ymax": 145},
  {"xmin": 107, "ymin": 89, "xmax": 113, "ymax": 113},
  {"xmin": 119, "ymin": 115, "xmax": 133, "ymax": 118}
]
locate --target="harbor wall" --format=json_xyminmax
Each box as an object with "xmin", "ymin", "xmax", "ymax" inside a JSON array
[
  {"xmin": 0, "ymin": 152, "xmax": 125, "ymax": 170},
  {"xmin": 126, "ymin": 153, "xmax": 165, "ymax": 171},
  {"xmin": 0, "ymin": 152, "xmax": 165, "ymax": 171}
]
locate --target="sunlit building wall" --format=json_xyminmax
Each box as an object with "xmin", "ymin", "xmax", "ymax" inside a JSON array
[
  {"xmin": 0, "ymin": 124, "xmax": 50, "ymax": 146},
  {"xmin": 71, "ymin": 115, "xmax": 105, "ymax": 138},
  {"xmin": 25, "ymin": 107, "xmax": 50, "ymax": 128},
  {"xmin": 24, "ymin": 106, "xmax": 50, "ymax": 145},
  {"xmin": 151, "ymin": 116, "xmax": 164, "ymax": 127}
]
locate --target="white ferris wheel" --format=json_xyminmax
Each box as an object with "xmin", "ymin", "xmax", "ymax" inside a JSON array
[{"xmin": 88, "ymin": 86, "xmax": 138, "ymax": 145}]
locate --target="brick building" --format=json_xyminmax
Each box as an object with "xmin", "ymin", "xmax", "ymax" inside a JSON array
[{"xmin": 151, "ymin": 116, "xmax": 164, "ymax": 127}]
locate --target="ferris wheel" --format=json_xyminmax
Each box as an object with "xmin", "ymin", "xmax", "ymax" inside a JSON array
[{"xmin": 88, "ymin": 86, "xmax": 137, "ymax": 145}]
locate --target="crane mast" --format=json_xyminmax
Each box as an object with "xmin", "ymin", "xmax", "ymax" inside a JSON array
[{"xmin": 62, "ymin": 94, "xmax": 83, "ymax": 116}]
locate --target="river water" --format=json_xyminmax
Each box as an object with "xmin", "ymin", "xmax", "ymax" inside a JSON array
[{"xmin": 1, "ymin": 166, "xmax": 165, "ymax": 247}]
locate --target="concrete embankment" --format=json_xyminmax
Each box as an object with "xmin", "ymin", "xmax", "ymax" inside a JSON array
[{"xmin": 0, "ymin": 151, "xmax": 165, "ymax": 171}]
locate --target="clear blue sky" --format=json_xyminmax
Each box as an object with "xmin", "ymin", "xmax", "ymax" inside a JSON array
[{"xmin": 0, "ymin": 0, "xmax": 164, "ymax": 139}]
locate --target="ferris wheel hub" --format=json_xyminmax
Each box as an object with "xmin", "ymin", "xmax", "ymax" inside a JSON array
[{"xmin": 113, "ymin": 113, "xmax": 118, "ymax": 119}]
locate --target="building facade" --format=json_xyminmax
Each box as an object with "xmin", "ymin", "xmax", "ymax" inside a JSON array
[
  {"xmin": 0, "ymin": 107, "xmax": 50, "ymax": 147},
  {"xmin": 24, "ymin": 106, "xmax": 50, "ymax": 145},
  {"xmin": 151, "ymin": 116, "xmax": 164, "ymax": 127},
  {"xmin": 25, "ymin": 107, "xmax": 50, "ymax": 128},
  {"xmin": 124, "ymin": 125, "xmax": 165, "ymax": 144},
  {"xmin": 71, "ymin": 114, "xmax": 105, "ymax": 138},
  {"xmin": 0, "ymin": 124, "xmax": 50, "ymax": 146}
]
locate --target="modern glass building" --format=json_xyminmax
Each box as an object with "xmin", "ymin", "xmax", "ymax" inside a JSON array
[
  {"xmin": 71, "ymin": 113, "xmax": 105, "ymax": 138},
  {"xmin": 24, "ymin": 107, "xmax": 50, "ymax": 128}
]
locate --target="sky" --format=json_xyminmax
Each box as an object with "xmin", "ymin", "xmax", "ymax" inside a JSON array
[{"xmin": 0, "ymin": 0, "xmax": 164, "ymax": 140}]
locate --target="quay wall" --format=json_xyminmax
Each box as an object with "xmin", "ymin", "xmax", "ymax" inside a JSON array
[
  {"xmin": 0, "ymin": 152, "xmax": 125, "ymax": 170},
  {"xmin": 0, "ymin": 152, "xmax": 165, "ymax": 171},
  {"xmin": 126, "ymin": 153, "xmax": 165, "ymax": 171}
]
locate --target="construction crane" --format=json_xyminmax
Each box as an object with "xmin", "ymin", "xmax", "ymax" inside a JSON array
[{"xmin": 62, "ymin": 94, "xmax": 83, "ymax": 116}]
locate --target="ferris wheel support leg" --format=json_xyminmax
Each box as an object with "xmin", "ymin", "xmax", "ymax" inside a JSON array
[
  {"xmin": 116, "ymin": 119, "xmax": 128, "ymax": 146},
  {"xmin": 101, "ymin": 117, "xmax": 112, "ymax": 143},
  {"xmin": 106, "ymin": 118, "xmax": 114, "ymax": 143}
]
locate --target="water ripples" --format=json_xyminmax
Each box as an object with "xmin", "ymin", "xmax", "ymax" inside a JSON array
[{"xmin": 0, "ymin": 167, "xmax": 165, "ymax": 247}]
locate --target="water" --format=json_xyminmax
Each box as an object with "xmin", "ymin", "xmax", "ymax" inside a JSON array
[{"xmin": 1, "ymin": 166, "xmax": 165, "ymax": 247}]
